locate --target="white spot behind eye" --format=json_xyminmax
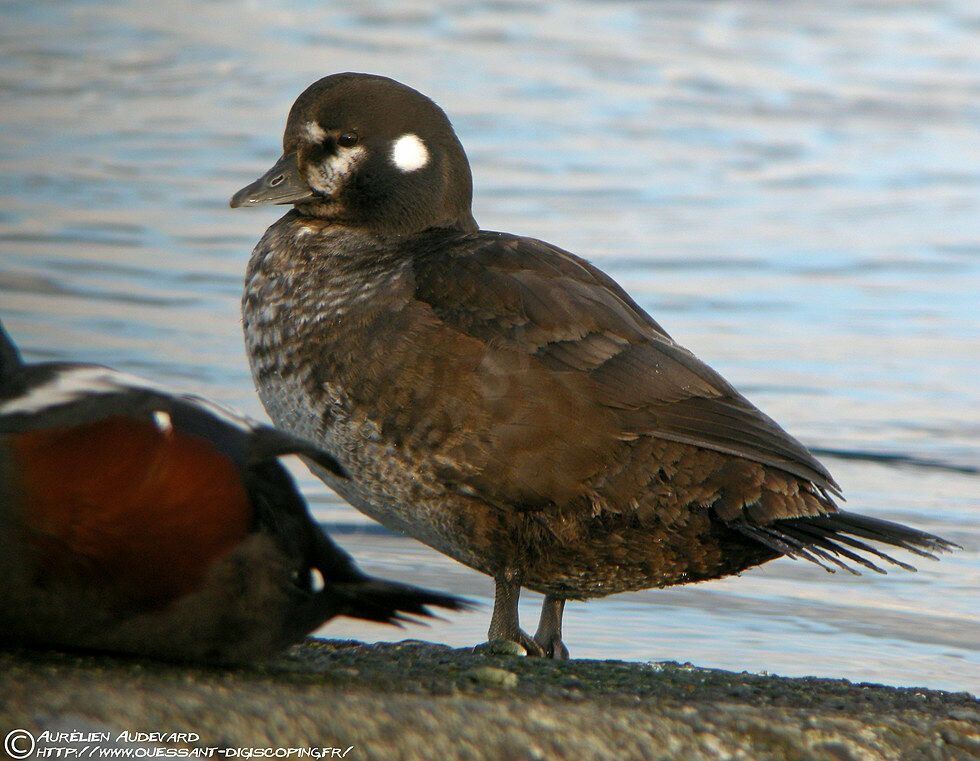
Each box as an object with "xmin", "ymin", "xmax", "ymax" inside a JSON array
[
  {"xmin": 391, "ymin": 134, "xmax": 429, "ymax": 172},
  {"xmin": 303, "ymin": 121, "xmax": 327, "ymax": 142}
]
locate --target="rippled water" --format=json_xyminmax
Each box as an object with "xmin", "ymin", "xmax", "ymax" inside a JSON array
[{"xmin": 1, "ymin": 1, "xmax": 977, "ymax": 692}]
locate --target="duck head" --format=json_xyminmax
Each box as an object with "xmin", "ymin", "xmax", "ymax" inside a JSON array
[{"xmin": 230, "ymin": 72, "xmax": 477, "ymax": 237}]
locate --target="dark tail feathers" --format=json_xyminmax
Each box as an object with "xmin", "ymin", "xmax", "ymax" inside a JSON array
[
  {"xmin": 735, "ymin": 510, "xmax": 960, "ymax": 575},
  {"xmin": 323, "ymin": 578, "xmax": 472, "ymax": 626},
  {"xmin": 304, "ymin": 523, "xmax": 471, "ymax": 623}
]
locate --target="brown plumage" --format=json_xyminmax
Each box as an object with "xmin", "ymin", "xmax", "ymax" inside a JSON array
[{"xmin": 233, "ymin": 73, "xmax": 957, "ymax": 658}]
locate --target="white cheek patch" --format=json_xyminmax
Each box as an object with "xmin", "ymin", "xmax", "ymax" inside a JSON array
[
  {"xmin": 302, "ymin": 121, "xmax": 327, "ymax": 142},
  {"xmin": 305, "ymin": 145, "xmax": 367, "ymax": 197},
  {"xmin": 391, "ymin": 133, "xmax": 429, "ymax": 172}
]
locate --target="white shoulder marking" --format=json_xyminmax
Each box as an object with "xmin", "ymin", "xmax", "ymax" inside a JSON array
[
  {"xmin": 391, "ymin": 133, "xmax": 429, "ymax": 172},
  {"xmin": 303, "ymin": 121, "xmax": 327, "ymax": 142},
  {"xmin": 152, "ymin": 409, "xmax": 173, "ymax": 433},
  {"xmin": 0, "ymin": 367, "xmax": 160, "ymax": 415},
  {"xmin": 0, "ymin": 366, "xmax": 260, "ymax": 435},
  {"xmin": 310, "ymin": 567, "xmax": 325, "ymax": 593}
]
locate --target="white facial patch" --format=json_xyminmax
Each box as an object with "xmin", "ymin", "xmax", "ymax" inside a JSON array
[
  {"xmin": 302, "ymin": 121, "xmax": 327, "ymax": 142},
  {"xmin": 305, "ymin": 145, "xmax": 367, "ymax": 197},
  {"xmin": 390, "ymin": 133, "xmax": 429, "ymax": 172}
]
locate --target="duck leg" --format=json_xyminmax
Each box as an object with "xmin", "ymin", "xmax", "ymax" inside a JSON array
[
  {"xmin": 533, "ymin": 594, "xmax": 569, "ymax": 660},
  {"xmin": 486, "ymin": 576, "xmax": 545, "ymax": 656}
]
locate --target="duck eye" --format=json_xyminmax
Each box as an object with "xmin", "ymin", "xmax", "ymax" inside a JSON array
[{"xmin": 338, "ymin": 131, "xmax": 358, "ymax": 148}]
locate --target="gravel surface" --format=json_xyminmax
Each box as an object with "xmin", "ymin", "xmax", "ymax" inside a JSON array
[{"xmin": 1, "ymin": 639, "xmax": 977, "ymax": 761}]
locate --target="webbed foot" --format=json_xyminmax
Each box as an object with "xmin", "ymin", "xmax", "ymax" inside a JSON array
[{"xmin": 533, "ymin": 594, "xmax": 569, "ymax": 659}]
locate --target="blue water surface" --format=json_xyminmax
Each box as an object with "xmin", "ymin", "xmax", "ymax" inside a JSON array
[{"xmin": 0, "ymin": 0, "xmax": 976, "ymax": 692}]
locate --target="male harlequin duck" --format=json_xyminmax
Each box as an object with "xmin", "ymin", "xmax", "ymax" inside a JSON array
[
  {"xmin": 232, "ymin": 73, "xmax": 957, "ymax": 659},
  {"xmin": 0, "ymin": 321, "xmax": 464, "ymax": 664}
]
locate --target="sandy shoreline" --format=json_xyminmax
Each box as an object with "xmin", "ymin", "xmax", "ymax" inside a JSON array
[{"xmin": 1, "ymin": 639, "xmax": 977, "ymax": 760}]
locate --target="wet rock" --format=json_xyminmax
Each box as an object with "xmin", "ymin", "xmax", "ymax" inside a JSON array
[
  {"xmin": 475, "ymin": 639, "xmax": 528, "ymax": 657},
  {"xmin": 463, "ymin": 666, "xmax": 519, "ymax": 689}
]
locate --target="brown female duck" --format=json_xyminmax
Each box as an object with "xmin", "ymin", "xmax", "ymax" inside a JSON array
[{"xmin": 232, "ymin": 73, "xmax": 956, "ymax": 659}]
